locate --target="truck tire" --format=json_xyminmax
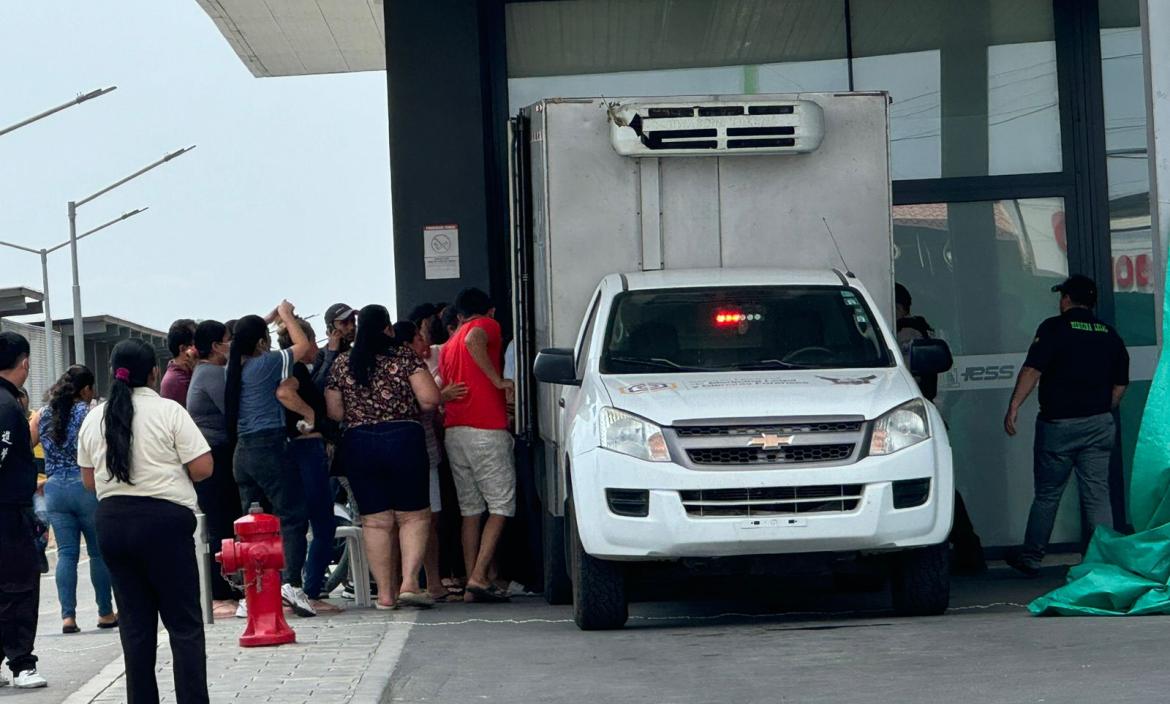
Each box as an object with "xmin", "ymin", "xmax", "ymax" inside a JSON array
[
  {"xmin": 890, "ymin": 542, "xmax": 950, "ymax": 616},
  {"xmin": 568, "ymin": 502, "xmax": 628, "ymax": 630},
  {"xmin": 543, "ymin": 509, "xmax": 572, "ymax": 606}
]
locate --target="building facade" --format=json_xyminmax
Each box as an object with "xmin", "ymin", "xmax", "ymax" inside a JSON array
[{"xmin": 200, "ymin": 0, "xmax": 1165, "ymax": 548}]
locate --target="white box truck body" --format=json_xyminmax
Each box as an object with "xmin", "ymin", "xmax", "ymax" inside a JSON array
[{"xmin": 509, "ymin": 93, "xmax": 954, "ymax": 630}]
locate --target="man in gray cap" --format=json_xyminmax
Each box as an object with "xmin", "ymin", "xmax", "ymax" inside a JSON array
[
  {"xmin": 311, "ymin": 303, "xmax": 357, "ymax": 390},
  {"xmin": 1003, "ymin": 274, "xmax": 1129, "ymax": 576}
]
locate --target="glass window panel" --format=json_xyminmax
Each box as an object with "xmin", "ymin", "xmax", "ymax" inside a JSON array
[
  {"xmin": 893, "ymin": 198, "xmax": 1076, "ymax": 547},
  {"xmin": 506, "ymin": 0, "xmax": 849, "ymax": 114},
  {"xmin": 1100, "ymin": 0, "xmax": 1155, "ymax": 345},
  {"xmin": 852, "ymin": 0, "xmax": 1060, "ymax": 179},
  {"xmin": 506, "ymin": 0, "xmax": 846, "ymax": 78}
]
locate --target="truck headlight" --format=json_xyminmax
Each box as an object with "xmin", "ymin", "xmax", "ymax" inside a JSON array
[
  {"xmin": 869, "ymin": 400, "xmax": 931, "ymax": 456},
  {"xmin": 599, "ymin": 408, "xmax": 671, "ymax": 462}
]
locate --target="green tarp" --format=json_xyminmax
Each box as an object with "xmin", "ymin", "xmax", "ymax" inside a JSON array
[{"xmin": 1029, "ymin": 270, "xmax": 1170, "ymax": 617}]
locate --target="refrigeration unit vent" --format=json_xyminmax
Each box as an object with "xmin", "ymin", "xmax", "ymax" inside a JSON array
[{"xmin": 608, "ymin": 100, "xmax": 825, "ymax": 157}]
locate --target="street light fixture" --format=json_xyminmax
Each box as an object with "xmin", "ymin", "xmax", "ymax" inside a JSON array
[
  {"xmin": 0, "ymin": 207, "xmax": 148, "ymax": 381},
  {"xmin": 0, "ymin": 87, "xmax": 117, "ymax": 138},
  {"xmin": 68, "ymin": 145, "xmax": 195, "ymax": 364}
]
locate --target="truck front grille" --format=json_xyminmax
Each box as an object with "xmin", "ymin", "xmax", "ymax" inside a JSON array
[
  {"xmin": 679, "ymin": 484, "xmax": 864, "ymax": 517},
  {"xmin": 675, "ymin": 421, "xmax": 863, "ymax": 437},
  {"xmin": 687, "ymin": 444, "xmax": 855, "ymax": 466}
]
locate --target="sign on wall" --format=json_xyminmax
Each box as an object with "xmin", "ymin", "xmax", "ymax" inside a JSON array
[{"xmin": 423, "ymin": 224, "xmax": 460, "ymax": 280}]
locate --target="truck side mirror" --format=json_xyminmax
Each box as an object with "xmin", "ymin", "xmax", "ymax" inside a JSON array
[
  {"xmin": 909, "ymin": 338, "xmax": 953, "ymax": 377},
  {"xmin": 534, "ymin": 348, "xmax": 580, "ymax": 386}
]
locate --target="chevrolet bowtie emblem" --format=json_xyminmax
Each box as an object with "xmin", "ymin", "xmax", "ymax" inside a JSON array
[{"xmin": 747, "ymin": 433, "xmax": 794, "ymax": 450}]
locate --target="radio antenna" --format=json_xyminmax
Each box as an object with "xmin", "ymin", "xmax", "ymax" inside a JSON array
[{"xmin": 822, "ymin": 217, "xmax": 854, "ymax": 278}]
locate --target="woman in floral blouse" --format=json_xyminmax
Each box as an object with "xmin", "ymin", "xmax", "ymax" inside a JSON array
[{"xmin": 326, "ymin": 304, "xmax": 441, "ymax": 609}]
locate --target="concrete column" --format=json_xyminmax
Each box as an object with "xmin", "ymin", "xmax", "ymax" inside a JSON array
[
  {"xmin": 1142, "ymin": 0, "xmax": 1169, "ymax": 343},
  {"xmin": 384, "ymin": 0, "xmax": 510, "ymax": 317}
]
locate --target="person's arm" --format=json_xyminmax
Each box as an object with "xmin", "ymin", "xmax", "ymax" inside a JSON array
[
  {"xmin": 173, "ymin": 406, "xmax": 212, "ymax": 483},
  {"xmin": 276, "ymin": 377, "xmax": 315, "ymax": 428},
  {"xmin": 0, "ymin": 405, "xmax": 19, "ymax": 476},
  {"xmin": 325, "ymin": 388, "xmax": 344, "ymax": 423},
  {"xmin": 81, "ymin": 466, "xmax": 95, "ymax": 492},
  {"xmin": 186, "ymin": 452, "xmax": 214, "ymax": 483},
  {"xmin": 276, "ymin": 301, "xmax": 314, "ymax": 365},
  {"xmin": 1004, "ymin": 367, "xmax": 1042, "ymax": 437},
  {"xmin": 465, "ymin": 326, "xmax": 513, "ymax": 391},
  {"xmin": 1112, "ymin": 385, "xmax": 1127, "ymax": 409},
  {"xmin": 409, "ymin": 368, "xmax": 441, "ymax": 413},
  {"xmin": 27, "ymin": 409, "xmax": 40, "ymax": 448},
  {"xmin": 311, "ymin": 349, "xmax": 339, "ymax": 392}
]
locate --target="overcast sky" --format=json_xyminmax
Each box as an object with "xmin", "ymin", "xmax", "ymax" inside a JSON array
[{"xmin": 0, "ymin": 1, "xmax": 393, "ymax": 335}]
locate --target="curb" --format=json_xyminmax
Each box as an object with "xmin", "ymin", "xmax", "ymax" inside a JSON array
[{"xmin": 356, "ymin": 611, "xmax": 417, "ymax": 704}]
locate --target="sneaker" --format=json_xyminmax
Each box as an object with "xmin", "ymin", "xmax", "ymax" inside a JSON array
[
  {"xmin": 1006, "ymin": 553, "xmax": 1041, "ymax": 578},
  {"xmin": 235, "ymin": 599, "xmax": 248, "ymax": 619},
  {"xmin": 341, "ymin": 582, "xmax": 377, "ymax": 601},
  {"xmin": 13, "ymin": 669, "xmax": 48, "ymax": 689},
  {"xmin": 281, "ymin": 584, "xmax": 317, "ymax": 617}
]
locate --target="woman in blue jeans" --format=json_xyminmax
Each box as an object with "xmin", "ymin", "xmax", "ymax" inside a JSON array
[{"xmin": 28, "ymin": 365, "xmax": 117, "ymax": 633}]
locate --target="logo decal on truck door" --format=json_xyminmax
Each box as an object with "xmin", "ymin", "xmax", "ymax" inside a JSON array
[{"xmin": 619, "ymin": 382, "xmax": 677, "ymax": 395}]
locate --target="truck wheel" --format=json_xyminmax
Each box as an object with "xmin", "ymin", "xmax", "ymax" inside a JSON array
[
  {"xmin": 890, "ymin": 543, "xmax": 950, "ymax": 616},
  {"xmin": 543, "ymin": 509, "xmax": 572, "ymax": 605},
  {"xmin": 568, "ymin": 502, "xmax": 628, "ymax": 630}
]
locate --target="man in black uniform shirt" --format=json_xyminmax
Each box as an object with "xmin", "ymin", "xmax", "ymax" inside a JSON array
[
  {"xmin": 0, "ymin": 332, "xmax": 47, "ymax": 688},
  {"xmin": 1003, "ymin": 275, "xmax": 1129, "ymax": 577}
]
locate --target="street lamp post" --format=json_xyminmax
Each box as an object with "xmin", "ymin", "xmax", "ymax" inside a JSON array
[
  {"xmin": 68, "ymin": 145, "xmax": 194, "ymax": 364},
  {"xmin": 1, "ymin": 208, "xmax": 147, "ymax": 381},
  {"xmin": 0, "ymin": 87, "xmax": 116, "ymax": 139}
]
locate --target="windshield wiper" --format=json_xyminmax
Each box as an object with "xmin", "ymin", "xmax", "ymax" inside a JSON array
[
  {"xmin": 727, "ymin": 359, "xmax": 816, "ymax": 371},
  {"xmin": 606, "ymin": 356, "xmax": 711, "ymax": 373}
]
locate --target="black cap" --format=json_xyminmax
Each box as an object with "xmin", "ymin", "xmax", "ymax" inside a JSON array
[
  {"xmin": 325, "ymin": 303, "xmax": 357, "ymax": 326},
  {"xmin": 1052, "ymin": 274, "xmax": 1097, "ymax": 307}
]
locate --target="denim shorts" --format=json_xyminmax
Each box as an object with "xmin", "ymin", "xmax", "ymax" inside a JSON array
[{"xmin": 341, "ymin": 421, "xmax": 429, "ymax": 515}]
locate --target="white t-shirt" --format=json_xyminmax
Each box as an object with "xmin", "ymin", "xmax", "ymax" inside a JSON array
[{"xmin": 77, "ymin": 388, "xmax": 211, "ymax": 511}]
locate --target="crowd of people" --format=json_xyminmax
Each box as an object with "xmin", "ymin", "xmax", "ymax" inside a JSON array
[{"xmin": 0, "ymin": 287, "xmax": 520, "ymax": 701}]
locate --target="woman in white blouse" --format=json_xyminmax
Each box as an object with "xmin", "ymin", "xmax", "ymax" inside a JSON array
[{"xmin": 79, "ymin": 339, "xmax": 213, "ymax": 704}]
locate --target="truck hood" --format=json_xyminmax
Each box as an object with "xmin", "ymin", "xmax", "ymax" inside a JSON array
[{"xmin": 600, "ymin": 368, "xmax": 917, "ymax": 425}]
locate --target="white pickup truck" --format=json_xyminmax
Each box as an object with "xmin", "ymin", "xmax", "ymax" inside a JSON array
[
  {"xmin": 510, "ymin": 93, "xmax": 955, "ymax": 629},
  {"xmin": 533, "ymin": 268, "xmax": 954, "ymax": 629}
]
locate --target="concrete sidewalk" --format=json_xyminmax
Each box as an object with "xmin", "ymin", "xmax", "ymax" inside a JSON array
[{"xmin": 60, "ymin": 605, "xmax": 416, "ymax": 704}]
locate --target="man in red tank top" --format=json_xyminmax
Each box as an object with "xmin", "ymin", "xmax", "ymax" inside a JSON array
[{"xmin": 439, "ymin": 288, "xmax": 516, "ymax": 603}]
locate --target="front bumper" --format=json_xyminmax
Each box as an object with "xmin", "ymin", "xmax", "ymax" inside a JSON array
[{"xmin": 569, "ymin": 437, "xmax": 954, "ymax": 560}]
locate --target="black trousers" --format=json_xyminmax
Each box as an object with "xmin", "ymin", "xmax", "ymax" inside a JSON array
[
  {"xmin": 97, "ymin": 497, "xmax": 208, "ymax": 704},
  {"xmin": 234, "ymin": 430, "xmax": 307, "ymax": 587},
  {"xmin": 0, "ymin": 584, "xmax": 38, "ymax": 675},
  {"xmin": 0, "ymin": 506, "xmax": 39, "ymax": 674},
  {"xmin": 194, "ymin": 443, "xmax": 243, "ymax": 600}
]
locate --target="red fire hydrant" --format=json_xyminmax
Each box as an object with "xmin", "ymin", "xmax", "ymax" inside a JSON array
[{"xmin": 216, "ymin": 504, "xmax": 296, "ymax": 647}]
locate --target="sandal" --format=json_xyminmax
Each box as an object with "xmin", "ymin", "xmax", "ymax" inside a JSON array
[
  {"xmin": 374, "ymin": 601, "xmax": 398, "ymax": 611},
  {"xmin": 397, "ymin": 591, "xmax": 435, "ymax": 609},
  {"xmin": 466, "ymin": 584, "xmax": 511, "ymax": 603}
]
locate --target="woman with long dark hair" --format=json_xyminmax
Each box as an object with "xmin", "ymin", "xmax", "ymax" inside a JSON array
[
  {"xmin": 78, "ymin": 339, "xmax": 213, "ymax": 703},
  {"xmin": 186, "ymin": 320, "xmax": 243, "ymax": 613},
  {"xmin": 327, "ymin": 305, "xmax": 441, "ymax": 609},
  {"xmin": 28, "ymin": 365, "xmax": 116, "ymax": 634},
  {"xmin": 224, "ymin": 302, "xmax": 317, "ymax": 617}
]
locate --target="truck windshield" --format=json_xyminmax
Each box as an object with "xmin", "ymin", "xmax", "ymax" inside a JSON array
[{"xmin": 600, "ymin": 286, "xmax": 892, "ymax": 374}]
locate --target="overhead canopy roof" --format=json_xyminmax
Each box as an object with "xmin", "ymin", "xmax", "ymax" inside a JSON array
[
  {"xmin": 0, "ymin": 287, "xmax": 44, "ymax": 317},
  {"xmin": 52, "ymin": 315, "xmax": 167, "ymax": 353},
  {"xmin": 196, "ymin": 0, "xmax": 386, "ymax": 77},
  {"xmin": 197, "ymin": 0, "xmax": 1143, "ymax": 79}
]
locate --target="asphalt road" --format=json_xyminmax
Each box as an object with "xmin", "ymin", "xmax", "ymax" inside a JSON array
[{"xmin": 387, "ymin": 567, "xmax": 1170, "ymax": 704}]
